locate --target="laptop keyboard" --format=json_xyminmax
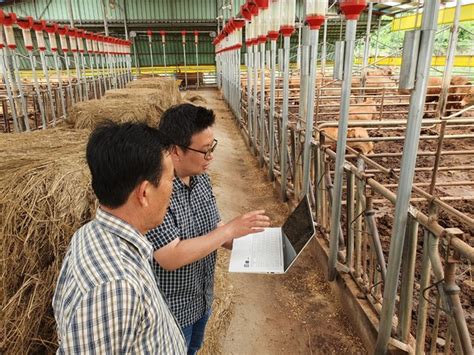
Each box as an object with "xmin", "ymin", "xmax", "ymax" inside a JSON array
[{"xmin": 250, "ymin": 232, "xmax": 282, "ymax": 268}]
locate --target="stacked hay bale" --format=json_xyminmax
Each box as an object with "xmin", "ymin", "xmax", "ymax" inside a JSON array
[
  {"xmin": 66, "ymin": 98, "xmax": 160, "ymax": 129},
  {"xmin": 126, "ymin": 77, "xmax": 182, "ymax": 108},
  {"xmin": 1, "ymin": 77, "xmax": 182, "ymax": 353},
  {"xmin": 0, "ymin": 128, "xmax": 94, "ymax": 354}
]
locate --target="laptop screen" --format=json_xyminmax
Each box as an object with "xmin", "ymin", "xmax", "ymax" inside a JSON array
[{"xmin": 281, "ymin": 196, "xmax": 315, "ymax": 270}]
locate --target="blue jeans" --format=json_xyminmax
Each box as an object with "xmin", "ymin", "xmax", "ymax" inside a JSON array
[{"xmin": 181, "ymin": 309, "xmax": 211, "ymax": 355}]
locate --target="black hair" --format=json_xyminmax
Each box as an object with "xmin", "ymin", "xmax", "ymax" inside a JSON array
[
  {"xmin": 86, "ymin": 121, "xmax": 170, "ymax": 209},
  {"xmin": 157, "ymin": 103, "xmax": 215, "ymax": 147}
]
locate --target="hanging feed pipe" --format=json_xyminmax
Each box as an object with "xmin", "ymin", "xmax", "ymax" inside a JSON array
[
  {"xmin": 181, "ymin": 30, "xmax": 188, "ymax": 89},
  {"xmin": 0, "ymin": 11, "xmax": 29, "ymax": 132},
  {"xmin": 57, "ymin": 25, "xmax": 75, "ymax": 104},
  {"xmin": 99, "ymin": 35, "xmax": 112, "ymax": 90},
  {"xmin": 92, "ymin": 33, "xmax": 105, "ymax": 94},
  {"xmin": 302, "ymin": 0, "xmax": 328, "ymax": 197},
  {"xmin": 44, "ymin": 22, "xmax": 67, "ymax": 119},
  {"xmin": 279, "ymin": 0, "xmax": 296, "ymax": 201},
  {"xmin": 17, "ymin": 16, "xmax": 48, "ymax": 128},
  {"xmin": 32, "ymin": 19, "xmax": 57, "ymax": 125},
  {"xmin": 111, "ymin": 38, "xmax": 123, "ymax": 88},
  {"xmin": 360, "ymin": 2, "xmax": 373, "ymax": 96},
  {"xmin": 124, "ymin": 39, "xmax": 132, "ymax": 83},
  {"xmin": 83, "ymin": 31, "xmax": 98, "ymax": 99},
  {"xmin": 147, "ymin": 29, "xmax": 154, "ymax": 77},
  {"xmin": 115, "ymin": 39, "xmax": 124, "ymax": 87},
  {"xmin": 66, "ymin": 27, "xmax": 83, "ymax": 101},
  {"xmin": 328, "ymin": 0, "xmax": 367, "ymax": 281},
  {"xmin": 267, "ymin": 0, "xmax": 280, "ymax": 181},
  {"xmin": 194, "ymin": 30, "xmax": 199, "ymax": 88},
  {"xmin": 242, "ymin": 0, "xmax": 259, "ymax": 152},
  {"xmin": 321, "ymin": 18, "xmax": 328, "ymax": 75},
  {"xmin": 0, "ymin": 24, "xmax": 20, "ymax": 131},
  {"xmin": 252, "ymin": 17, "xmax": 259, "ymax": 153},
  {"xmin": 375, "ymin": 1, "xmax": 440, "ymax": 352},
  {"xmin": 243, "ymin": 20, "xmax": 253, "ymax": 146},
  {"xmin": 256, "ymin": 1, "xmax": 269, "ymax": 167},
  {"xmin": 160, "ymin": 31, "xmax": 167, "ymax": 68},
  {"xmin": 75, "ymin": 29, "xmax": 90, "ymax": 100}
]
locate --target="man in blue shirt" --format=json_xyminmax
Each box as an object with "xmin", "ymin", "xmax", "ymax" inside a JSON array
[{"xmin": 147, "ymin": 104, "xmax": 269, "ymax": 354}]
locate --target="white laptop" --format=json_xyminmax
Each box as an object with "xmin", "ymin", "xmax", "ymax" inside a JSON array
[{"xmin": 229, "ymin": 196, "xmax": 315, "ymax": 274}]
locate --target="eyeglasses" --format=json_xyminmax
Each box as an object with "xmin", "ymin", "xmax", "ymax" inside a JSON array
[{"xmin": 183, "ymin": 139, "xmax": 218, "ymax": 160}]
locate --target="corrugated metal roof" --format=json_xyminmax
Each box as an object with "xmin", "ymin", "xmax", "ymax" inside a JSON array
[{"xmin": 1, "ymin": 0, "xmax": 218, "ymax": 22}]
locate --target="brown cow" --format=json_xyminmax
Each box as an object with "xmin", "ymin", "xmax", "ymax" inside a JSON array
[
  {"xmin": 460, "ymin": 86, "xmax": 474, "ymax": 107},
  {"xmin": 398, "ymin": 77, "xmax": 443, "ymax": 102},
  {"xmin": 321, "ymin": 126, "xmax": 374, "ymax": 154},
  {"xmin": 449, "ymin": 75, "xmax": 473, "ymax": 107},
  {"xmin": 349, "ymin": 98, "xmax": 378, "ymax": 120}
]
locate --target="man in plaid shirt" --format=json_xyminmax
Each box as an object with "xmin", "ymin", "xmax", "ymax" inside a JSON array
[
  {"xmin": 146, "ymin": 104, "xmax": 270, "ymax": 354},
  {"xmin": 53, "ymin": 122, "xmax": 186, "ymax": 354}
]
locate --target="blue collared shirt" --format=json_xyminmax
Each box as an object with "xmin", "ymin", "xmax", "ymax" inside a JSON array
[{"xmin": 53, "ymin": 208, "xmax": 186, "ymax": 354}]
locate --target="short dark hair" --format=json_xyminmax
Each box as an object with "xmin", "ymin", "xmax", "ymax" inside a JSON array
[
  {"xmin": 158, "ymin": 103, "xmax": 215, "ymax": 147},
  {"xmin": 86, "ymin": 122, "xmax": 170, "ymax": 208}
]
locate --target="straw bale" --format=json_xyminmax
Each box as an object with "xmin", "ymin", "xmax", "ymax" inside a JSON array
[
  {"xmin": 126, "ymin": 77, "xmax": 182, "ymax": 107},
  {"xmin": 0, "ymin": 128, "xmax": 96, "ymax": 354},
  {"xmin": 66, "ymin": 98, "xmax": 159, "ymax": 130},
  {"xmin": 104, "ymin": 88, "xmax": 180, "ymax": 118},
  {"xmin": 200, "ymin": 251, "xmax": 234, "ymax": 355}
]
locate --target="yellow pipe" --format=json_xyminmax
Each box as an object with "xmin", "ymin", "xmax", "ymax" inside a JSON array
[
  {"xmin": 354, "ymin": 55, "xmax": 474, "ymax": 67},
  {"xmin": 391, "ymin": 4, "xmax": 474, "ymax": 31}
]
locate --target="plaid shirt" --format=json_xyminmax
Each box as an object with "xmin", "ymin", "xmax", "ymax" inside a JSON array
[
  {"xmin": 146, "ymin": 174, "xmax": 221, "ymax": 328},
  {"xmin": 53, "ymin": 208, "xmax": 186, "ymax": 354}
]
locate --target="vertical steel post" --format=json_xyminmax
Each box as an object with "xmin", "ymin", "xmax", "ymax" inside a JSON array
[
  {"xmin": 3, "ymin": 26, "xmax": 30, "ymax": 131},
  {"xmin": 296, "ymin": 21, "xmax": 302, "ymax": 70},
  {"xmin": 237, "ymin": 47, "xmax": 242, "ymax": 121},
  {"xmin": 253, "ymin": 43, "xmax": 259, "ymax": 151},
  {"xmin": 415, "ymin": 230, "xmax": 432, "ymax": 354},
  {"xmin": 61, "ymin": 39, "xmax": 75, "ymax": 104},
  {"xmin": 35, "ymin": 25, "xmax": 57, "ymax": 125},
  {"xmin": 161, "ymin": 31, "xmax": 167, "ymax": 68},
  {"xmin": 28, "ymin": 51, "xmax": 47, "ymax": 128},
  {"xmin": 247, "ymin": 45, "xmax": 253, "ymax": 145},
  {"xmin": 269, "ymin": 39, "xmax": 277, "ymax": 180},
  {"xmin": 303, "ymin": 28, "xmax": 319, "ymax": 196},
  {"xmin": 0, "ymin": 44, "xmax": 20, "ymax": 132},
  {"xmin": 328, "ymin": 19, "xmax": 358, "ymax": 281},
  {"xmin": 374, "ymin": 17, "xmax": 382, "ymax": 63},
  {"xmin": 280, "ymin": 34, "xmax": 290, "ymax": 200},
  {"xmin": 299, "ymin": 26, "xmax": 309, "ymax": 132},
  {"xmin": 52, "ymin": 52, "xmax": 67, "ymax": 118},
  {"xmin": 361, "ymin": 2, "xmax": 373, "ymax": 87},
  {"xmin": 195, "ymin": 32, "xmax": 199, "ymax": 89},
  {"xmin": 375, "ymin": 1, "xmax": 440, "ymax": 352},
  {"xmin": 148, "ymin": 30, "xmax": 154, "ymax": 77},
  {"xmin": 101, "ymin": 0, "xmax": 110, "ymax": 36},
  {"xmin": 79, "ymin": 51, "xmax": 89, "ymax": 99},
  {"xmin": 397, "ymin": 216, "xmax": 418, "ymax": 342},
  {"xmin": 259, "ymin": 40, "xmax": 266, "ymax": 166},
  {"xmin": 182, "ymin": 31, "xmax": 188, "ymax": 89},
  {"xmin": 321, "ymin": 19, "xmax": 328, "ymax": 76}
]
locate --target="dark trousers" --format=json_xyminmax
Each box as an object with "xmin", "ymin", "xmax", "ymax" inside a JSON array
[{"xmin": 181, "ymin": 309, "xmax": 211, "ymax": 355}]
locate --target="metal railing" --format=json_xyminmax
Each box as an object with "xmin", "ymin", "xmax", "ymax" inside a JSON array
[{"xmin": 236, "ymin": 70, "xmax": 473, "ymax": 353}]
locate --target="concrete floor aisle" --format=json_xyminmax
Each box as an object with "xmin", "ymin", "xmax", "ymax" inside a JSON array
[{"xmin": 193, "ymin": 88, "xmax": 366, "ymax": 355}]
